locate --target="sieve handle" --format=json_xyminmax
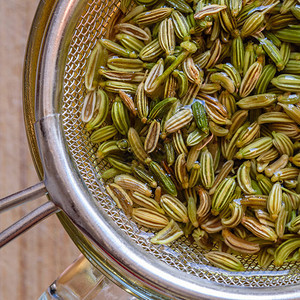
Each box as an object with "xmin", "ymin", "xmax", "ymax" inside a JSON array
[
  {"xmin": 0, "ymin": 182, "xmax": 47, "ymax": 211},
  {"xmin": 38, "ymin": 254, "xmax": 134, "ymax": 300},
  {"xmin": 0, "ymin": 182, "xmax": 58, "ymax": 247}
]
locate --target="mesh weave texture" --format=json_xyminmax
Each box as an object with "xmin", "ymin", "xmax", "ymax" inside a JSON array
[{"xmin": 61, "ymin": 0, "xmax": 300, "ymax": 288}]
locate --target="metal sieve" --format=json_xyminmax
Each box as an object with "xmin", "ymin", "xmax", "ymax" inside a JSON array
[{"xmin": 1, "ymin": 0, "xmax": 300, "ymax": 299}]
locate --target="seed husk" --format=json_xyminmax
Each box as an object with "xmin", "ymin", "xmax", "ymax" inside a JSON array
[
  {"xmin": 194, "ymin": 5, "xmax": 227, "ymax": 20},
  {"xmin": 99, "ymin": 80, "xmax": 138, "ymax": 93},
  {"xmin": 119, "ymin": 91, "xmax": 136, "ymax": 116},
  {"xmin": 264, "ymin": 154, "xmax": 289, "ymax": 177},
  {"xmin": 199, "ymin": 83, "xmax": 222, "ymax": 94},
  {"xmin": 81, "ymin": 91, "xmax": 96, "ymax": 123},
  {"xmin": 255, "ymin": 64, "xmax": 277, "ymax": 94},
  {"xmin": 205, "ymin": 102, "xmax": 231, "ymax": 126},
  {"xmin": 236, "ymin": 121, "xmax": 260, "ymax": 148},
  {"xmin": 212, "ymin": 177, "xmax": 236, "ymax": 216},
  {"xmin": 274, "ymin": 27, "xmax": 300, "ymax": 44},
  {"xmin": 183, "ymin": 57, "xmax": 203, "ymax": 85},
  {"xmin": 192, "ymin": 100, "xmax": 209, "ymax": 134},
  {"xmin": 102, "ymin": 168, "xmax": 123, "ymax": 181},
  {"xmin": 209, "ymin": 121, "xmax": 229, "ymax": 137},
  {"xmin": 97, "ymin": 140, "xmax": 121, "ymax": 159},
  {"xmin": 115, "ymin": 174, "xmax": 152, "ymax": 197},
  {"xmin": 241, "ymin": 2, "xmax": 279, "ymax": 37},
  {"xmin": 193, "ymin": 50, "xmax": 211, "ymax": 68},
  {"xmin": 159, "ymin": 18, "xmax": 176, "ymax": 56},
  {"xmin": 237, "ymin": 161, "xmax": 256, "ymax": 195},
  {"xmin": 274, "ymin": 238, "xmax": 300, "ymax": 267},
  {"xmin": 219, "ymin": 0, "xmax": 237, "ymax": 34},
  {"xmin": 206, "ymin": 38, "xmax": 222, "ymax": 69},
  {"xmin": 164, "ymin": 108, "xmax": 193, "ymax": 134},
  {"xmin": 135, "ymin": 81, "xmax": 148, "ymax": 123},
  {"xmin": 210, "ymin": 72, "xmax": 236, "ymax": 94},
  {"xmin": 189, "ymin": 163, "xmax": 201, "ymax": 188},
  {"xmin": 128, "ymin": 127, "xmax": 150, "ymax": 164},
  {"xmin": 240, "ymin": 195, "xmax": 268, "ymax": 209},
  {"xmin": 111, "ymin": 97, "xmax": 130, "ymax": 135},
  {"xmin": 160, "ymin": 194, "xmax": 188, "ymax": 223},
  {"xmin": 271, "ymin": 74, "xmax": 300, "ymax": 92},
  {"xmin": 258, "ymin": 37, "xmax": 284, "ymax": 71},
  {"xmin": 222, "ymin": 228, "xmax": 260, "ymax": 254},
  {"xmin": 236, "ymin": 94, "xmax": 277, "ymax": 109},
  {"xmin": 196, "ymin": 187, "xmax": 211, "ymax": 222},
  {"xmin": 254, "ymin": 209, "xmax": 275, "ymax": 228},
  {"xmin": 275, "ymin": 206, "xmax": 288, "ymax": 238},
  {"xmin": 90, "ymin": 125, "xmax": 118, "ymax": 144},
  {"xmin": 166, "ymin": 0, "xmax": 192, "ymax": 14},
  {"xmin": 239, "ymin": 59, "xmax": 263, "ymax": 98},
  {"xmin": 144, "ymin": 120, "xmax": 161, "ymax": 153},
  {"xmin": 85, "ymin": 89, "xmax": 109, "ymax": 131},
  {"xmin": 201, "ymin": 216, "xmax": 223, "ymax": 234},
  {"xmin": 267, "ymin": 182, "xmax": 283, "ymax": 221},
  {"xmin": 150, "ymin": 161, "xmax": 177, "ymax": 196},
  {"xmin": 257, "ymin": 247, "xmax": 274, "ymax": 269},
  {"xmin": 140, "ymin": 38, "xmax": 164, "ymax": 62},
  {"xmin": 185, "ymin": 188, "xmax": 199, "ymax": 227},
  {"xmin": 205, "ymin": 251, "xmax": 245, "ymax": 272},
  {"xmin": 216, "ymin": 63, "xmax": 241, "ymax": 89},
  {"xmin": 290, "ymin": 153, "xmax": 300, "ymax": 167},
  {"xmin": 241, "ymin": 216, "xmax": 277, "ymax": 242},
  {"xmin": 173, "ymin": 130, "xmax": 188, "ymax": 154},
  {"xmin": 99, "ymin": 69, "xmax": 144, "ymax": 83},
  {"xmin": 186, "ymin": 129, "xmax": 208, "ymax": 147},
  {"xmin": 132, "ymin": 208, "xmax": 169, "ymax": 229},
  {"xmin": 278, "ymin": 103, "xmax": 300, "ymax": 125},
  {"xmin": 193, "ymin": 228, "xmax": 213, "ymax": 250},
  {"xmin": 236, "ymin": 137, "xmax": 273, "ymax": 160},
  {"xmin": 106, "ymin": 156, "xmax": 132, "ymax": 173},
  {"xmin": 130, "ymin": 191, "xmax": 164, "ymax": 214},
  {"xmin": 225, "ymin": 122, "xmax": 250, "ymax": 160},
  {"xmin": 272, "ymin": 131, "xmax": 294, "ymax": 156},
  {"xmin": 173, "ymin": 70, "xmax": 188, "ymax": 97},
  {"xmin": 227, "ymin": 109, "xmax": 249, "ymax": 139},
  {"xmin": 258, "ymin": 112, "xmax": 295, "ymax": 125},
  {"xmin": 209, "ymin": 160, "xmax": 234, "ymax": 195},
  {"xmin": 106, "ymin": 183, "xmax": 133, "ymax": 216},
  {"xmin": 221, "ymin": 201, "xmax": 244, "ymax": 228},
  {"xmin": 134, "ymin": 7, "xmax": 173, "ymax": 26},
  {"xmin": 107, "ymin": 57, "xmax": 144, "ymax": 72},
  {"xmin": 171, "ymin": 10, "xmax": 190, "ymax": 40},
  {"xmin": 271, "ymin": 167, "xmax": 300, "ymax": 182},
  {"xmin": 100, "ymin": 39, "xmax": 137, "ymax": 58},
  {"xmin": 115, "ymin": 23, "xmax": 150, "ymax": 41},
  {"xmin": 116, "ymin": 33, "xmax": 145, "ymax": 53},
  {"xmin": 231, "ymin": 36, "xmax": 245, "ymax": 75},
  {"xmin": 150, "ymin": 219, "xmax": 184, "ymax": 244},
  {"xmin": 174, "ymin": 153, "xmax": 189, "ymax": 189},
  {"xmin": 149, "ymin": 97, "xmax": 178, "ymax": 121},
  {"xmin": 85, "ymin": 42, "xmax": 106, "ymax": 91},
  {"xmin": 132, "ymin": 165, "xmax": 157, "ymax": 188},
  {"xmin": 199, "ymin": 147, "xmax": 215, "ymax": 190},
  {"xmin": 144, "ymin": 58, "xmax": 164, "ymax": 95}
]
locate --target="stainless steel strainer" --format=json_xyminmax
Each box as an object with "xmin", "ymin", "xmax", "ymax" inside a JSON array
[{"xmin": 1, "ymin": 0, "xmax": 300, "ymax": 299}]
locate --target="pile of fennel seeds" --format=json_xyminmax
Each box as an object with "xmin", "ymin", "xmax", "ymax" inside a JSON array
[{"xmin": 81, "ymin": 0, "xmax": 300, "ymax": 271}]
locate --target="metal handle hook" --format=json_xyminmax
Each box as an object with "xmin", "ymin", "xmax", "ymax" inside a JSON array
[{"xmin": 0, "ymin": 182, "xmax": 58, "ymax": 247}]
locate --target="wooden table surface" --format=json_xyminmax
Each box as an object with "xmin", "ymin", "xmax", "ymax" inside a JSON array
[{"xmin": 0, "ymin": 1, "xmax": 79, "ymax": 299}]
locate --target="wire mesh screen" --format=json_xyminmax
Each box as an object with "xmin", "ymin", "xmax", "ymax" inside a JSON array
[{"xmin": 61, "ymin": 0, "xmax": 300, "ymax": 288}]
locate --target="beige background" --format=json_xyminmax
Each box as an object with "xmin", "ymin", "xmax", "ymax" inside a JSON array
[{"xmin": 0, "ymin": 1, "xmax": 79, "ymax": 299}]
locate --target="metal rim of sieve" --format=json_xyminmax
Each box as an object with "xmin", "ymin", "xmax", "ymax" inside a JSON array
[{"xmin": 22, "ymin": 0, "xmax": 300, "ymax": 299}]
